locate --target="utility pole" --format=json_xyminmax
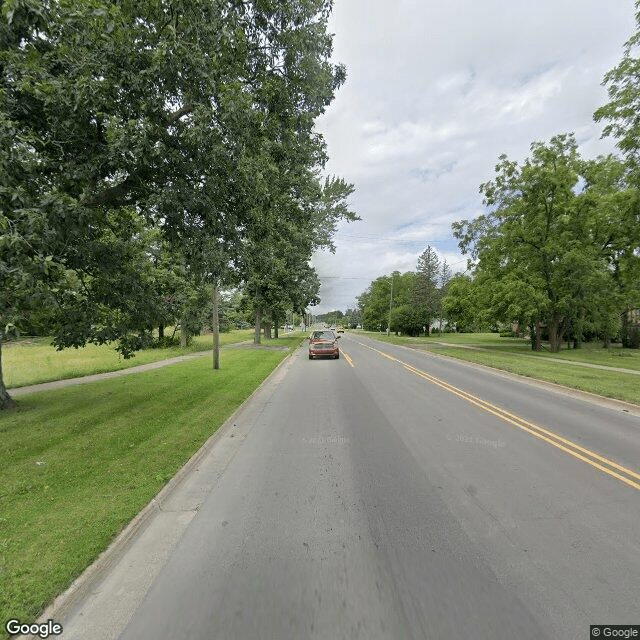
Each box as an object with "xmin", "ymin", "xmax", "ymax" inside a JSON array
[
  {"xmin": 212, "ymin": 278, "xmax": 220, "ymax": 370},
  {"xmin": 387, "ymin": 277, "xmax": 393, "ymax": 336}
]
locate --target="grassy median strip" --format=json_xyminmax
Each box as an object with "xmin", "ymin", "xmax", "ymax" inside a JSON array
[
  {"xmin": 0, "ymin": 341, "xmax": 301, "ymax": 632},
  {"xmin": 359, "ymin": 331, "xmax": 640, "ymax": 405},
  {"xmin": 3, "ymin": 329, "xmax": 256, "ymax": 389}
]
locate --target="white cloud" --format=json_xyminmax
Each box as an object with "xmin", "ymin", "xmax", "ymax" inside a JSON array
[{"xmin": 311, "ymin": 0, "xmax": 636, "ymax": 313}]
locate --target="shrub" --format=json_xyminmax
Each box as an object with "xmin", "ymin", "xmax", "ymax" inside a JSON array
[{"xmin": 152, "ymin": 334, "xmax": 190, "ymax": 348}]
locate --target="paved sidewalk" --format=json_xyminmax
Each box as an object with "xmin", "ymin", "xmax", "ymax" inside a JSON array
[
  {"xmin": 10, "ymin": 352, "xmax": 211, "ymax": 397},
  {"xmin": 10, "ymin": 341, "xmax": 290, "ymax": 397}
]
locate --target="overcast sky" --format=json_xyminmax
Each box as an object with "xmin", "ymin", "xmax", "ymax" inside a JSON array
[{"xmin": 310, "ymin": 0, "xmax": 637, "ymax": 314}]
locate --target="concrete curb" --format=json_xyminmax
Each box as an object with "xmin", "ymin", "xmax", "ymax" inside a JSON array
[
  {"xmin": 31, "ymin": 342, "xmax": 303, "ymax": 633},
  {"xmin": 359, "ymin": 335, "xmax": 640, "ymax": 418}
]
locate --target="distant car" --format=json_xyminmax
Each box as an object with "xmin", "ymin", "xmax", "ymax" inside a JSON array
[
  {"xmin": 337, "ymin": 328, "xmax": 345, "ymax": 333},
  {"xmin": 308, "ymin": 330, "xmax": 340, "ymax": 359}
]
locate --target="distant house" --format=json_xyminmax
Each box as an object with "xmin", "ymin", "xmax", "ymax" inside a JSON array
[{"xmin": 625, "ymin": 307, "xmax": 640, "ymax": 326}]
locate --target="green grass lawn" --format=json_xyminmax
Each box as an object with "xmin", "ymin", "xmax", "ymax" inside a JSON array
[
  {"xmin": 0, "ymin": 342, "xmax": 301, "ymax": 634},
  {"xmin": 359, "ymin": 331, "xmax": 640, "ymax": 404},
  {"xmin": 261, "ymin": 333, "xmax": 307, "ymax": 348},
  {"xmin": 3, "ymin": 329, "xmax": 255, "ymax": 388},
  {"xmin": 357, "ymin": 331, "xmax": 527, "ymax": 348}
]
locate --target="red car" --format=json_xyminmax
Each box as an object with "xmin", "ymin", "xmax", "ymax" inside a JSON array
[{"xmin": 308, "ymin": 330, "xmax": 340, "ymax": 359}]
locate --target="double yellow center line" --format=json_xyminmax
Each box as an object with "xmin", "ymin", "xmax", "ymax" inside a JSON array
[
  {"xmin": 355, "ymin": 340, "xmax": 640, "ymax": 492},
  {"xmin": 341, "ymin": 350, "xmax": 355, "ymax": 368}
]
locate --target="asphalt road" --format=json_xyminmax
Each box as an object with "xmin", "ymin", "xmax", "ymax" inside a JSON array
[{"xmin": 58, "ymin": 332, "xmax": 640, "ymax": 640}]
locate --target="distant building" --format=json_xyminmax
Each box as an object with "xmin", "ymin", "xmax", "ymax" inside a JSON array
[{"xmin": 626, "ymin": 307, "xmax": 640, "ymax": 326}]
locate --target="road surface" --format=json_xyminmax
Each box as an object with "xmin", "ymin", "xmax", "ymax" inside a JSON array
[{"xmin": 58, "ymin": 333, "xmax": 640, "ymax": 640}]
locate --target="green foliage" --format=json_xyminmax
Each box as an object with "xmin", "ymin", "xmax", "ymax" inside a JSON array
[
  {"xmin": 1, "ymin": 0, "xmax": 356, "ymax": 403},
  {"xmin": 442, "ymin": 274, "xmax": 478, "ymax": 332},
  {"xmin": 152, "ymin": 334, "xmax": 189, "ymax": 349},
  {"xmin": 242, "ymin": 173, "xmax": 357, "ymax": 342},
  {"xmin": 451, "ymin": 135, "xmax": 636, "ymax": 352},
  {"xmin": 622, "ymin": 324, "xmax": 640, "ymax": 348},
  {"xmin": 357, "ymin": 252, "xmax": 455, "ymax": 335},
  {"xmin": 413, "ymin": 245, "xmax": 441, "ymax": 331},
  {"xmin": 390, "ymin": 304, "xmax": 424, "ymax": 336},
  {"xmin": 357, "ymin": 271, "xmax": 413, "ymax": 332},
  {"xmin": 595, "ymin": 2, "xmax": 640, "ymax": 165}
]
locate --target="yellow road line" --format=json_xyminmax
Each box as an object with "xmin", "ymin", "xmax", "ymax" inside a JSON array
[
  {"xmin": 354, "ymin": 339, "xmax": 640, "ymax": 492},
  {"xmin": 341, "ymin": 350, "xmax": 355, "ymax": 368}
]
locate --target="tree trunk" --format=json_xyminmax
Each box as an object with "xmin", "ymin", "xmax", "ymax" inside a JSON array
[
  {"xmin": 573, "ymin": 310, "xmax": 584, "ymax": 349},
  {"xmin": 603, "ymin": 333, "xmax": 611, "ymax": 349},
  {"xmin": 212, "ymin": 279, "xmax": 220, "ymax": 370},
  {"xmin": 254, "ymin": 308, "xmax": 261, "ymax": 345},
  {"xmin": 621, "ymin": 306, "xmax": 629, "ymax": 348},
  {"xmin": 530, "ymin": 321, "xmax": 542, "ymax": 351},
  {"xmin": 548, "ymin": 314, "xmax": 566, "ymax": 353},
  {"xmin": 158, "ymin": 324, "xmax": 165, "ymax": 339},
  {"xmin": 264, "ymin": 311, "xmax": 272, "ymax": 339},
  {"xmin": 180, "ymin": 318, "xmax": 188, "ymax": 348},
  {"xmin": 0, "ymin": 338, "xmax": 17, "ymax": 410}
]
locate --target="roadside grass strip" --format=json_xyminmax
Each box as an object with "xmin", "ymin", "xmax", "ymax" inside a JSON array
[
  {"xmin": 4, "ymin": 329, "xmax": 255, "ymax": 389},
  {"xmin": 0, "ymin": 346, "xmax": 294, "ymax": 634},
  {"xmin": 259, "ymin": 334, "xmax": 307, "ymax": 349},
  {"xmin": 356, "ymin": 341, "xmax": 640, "ymax": 493}
]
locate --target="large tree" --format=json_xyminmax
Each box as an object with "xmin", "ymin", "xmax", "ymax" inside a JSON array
[
  {"xmin": 1, "ymin": 0, "xmax": 354, "ymax": 404},
  {"xmin": 453, "ymin": 134, "xmax": 623, "ymax": 352},
  {"xmin": 357, "ymin": 271, "xmax": 416, "ymax": 333},
  {"xmin": 593, "ymin": 2, "xmax": 640, "ymax": 344},
  {"xmin": 595, "ymin": 1, "xmax": 640, "ymax": 167},
  {"xmin": 243, "ymin": 174, "xmax": 356, "ymax": 344},
  {"xmin": 413, "ymin": 245, "xmax": 441, "ymax": 335}
]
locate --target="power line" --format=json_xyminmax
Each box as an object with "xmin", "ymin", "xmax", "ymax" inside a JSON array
[
  {"xmin": 336, "ymin": 232, "xmax": 450, "ymax": 241},
  {"xmin": 317, "ymin": 276, "xmax": 373, "ymax": 279}
]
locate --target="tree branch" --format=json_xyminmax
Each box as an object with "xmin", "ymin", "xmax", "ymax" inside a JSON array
[
  {"xmin": 80, "ymin": 104, "xmax": 197, "ymax": 208},
  {"xmin": 168, "ymin": 103, "xmax": 196, "ymax": 124}
]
